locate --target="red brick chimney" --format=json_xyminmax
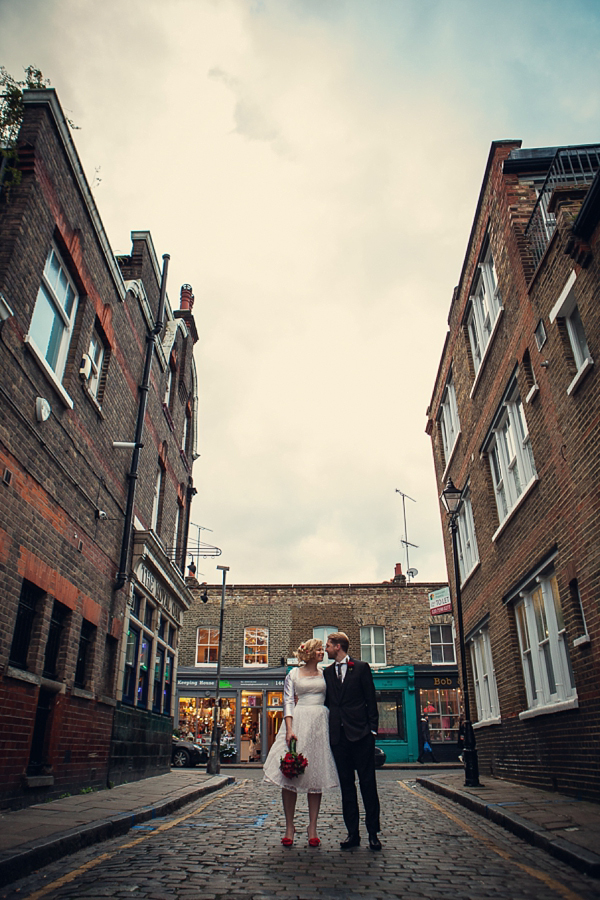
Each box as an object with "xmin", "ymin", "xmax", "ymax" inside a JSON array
[
  {"xmin": 180, "ymin": 284, "xmax": 194, "ymax": 310},
  {"xmin": 393, "ymin": 563, "xmax": 406, "ymax": 585}
]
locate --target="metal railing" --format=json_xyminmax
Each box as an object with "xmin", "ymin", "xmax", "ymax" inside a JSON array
[{"xmin": 525, "ymin": 145, "xmax": 600, "ymax": 270}]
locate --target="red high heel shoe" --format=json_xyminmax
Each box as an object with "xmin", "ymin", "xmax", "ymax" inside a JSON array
[
  {"xmin": 307, "ymin": 828, "xmax": 321, "ymax": 847},
  {"xmin": 281, "ymin": 837, "xmax": 294, "ymax": 847}
]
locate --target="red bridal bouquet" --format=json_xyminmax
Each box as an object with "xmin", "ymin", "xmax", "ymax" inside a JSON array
[{"xmin": 280, "ymin": 738, "xmax": 308, "ymax": 779}]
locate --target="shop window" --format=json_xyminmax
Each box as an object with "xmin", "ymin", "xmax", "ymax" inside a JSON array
[
  {"xmin": 419, "ymin": 688, "xmax": 462, "ymax": 743},
  {"xmin": 26, "ymin": 245, "xmax": 79, "ymax": 382},
  {"xmin": 429, "ymin": 624, "xmax": 455, "ymax": 664},
  {"xmin": 163, "ymin": 654, "xmax": 173, "ymax": 715},
  {"xmin": 179, "ymin": 696, "xmax": 236, "ymax": 742},
  {"xmin": 153, "ymin": 646, "xmax": 165, "ymax": 713},
  {"xmin": 74, "ymin": 619, "xmax": 96, "ymax": 689},
  {"xmin": 42, "ymin": 600, "xmax": 69, "ymax": 680},
  {"xmin": 376, "ymin": 693, "xmax": 406, "ymax": 741},
  {"xmin": 196, "ymin": 626, "xmax": 219, "ymax": 665},
  {"xmin": 469, "ymin": 626, "xmax": 500, "ymax": 723},
  {"xmin": 244, "ymin": 627, "xmax": 268, "ymax": 666},
  {"xmin": 137, "ymin": 634, "xmax": 152, "ymax": 707},
  {"xmin": 9, "ymin": 580, "xmax": 45, "ymax": 670},
  {"xmin": 144, "ymin": 602, "xmax": 154, "ymax": 630},
  {"xmin": 360, "ymin": 626, "xmax": 386, "ymax": 665},
  {"xmin": 514, "ymin": 571, "xmax": 576, "ymax": 712},
  {"xmin": 122, "ymin": 625, "xmax": 140, "ymax": 704}
]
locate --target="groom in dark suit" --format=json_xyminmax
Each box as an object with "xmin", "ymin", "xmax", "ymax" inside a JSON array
[{"xmin": 324, "ymin": 632, "xmax": 381, "ymax": 851}]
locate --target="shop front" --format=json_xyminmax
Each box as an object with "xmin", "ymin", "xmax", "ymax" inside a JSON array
[
  {"xmin": 414, "ymin": 665, "xmax": 462, "ymax": 762},
  {"xmin": 372, "ymin": 666, "xmax": 418, "ymax": 762},
  {"xmin": 175, "ymin": 666, "xmax": 287, "ymax": 763}
]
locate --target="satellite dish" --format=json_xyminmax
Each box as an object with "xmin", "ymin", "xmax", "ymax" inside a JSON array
[{"xmin": 407, "ymin": 568, "xmax": 418, "ymax": 579}]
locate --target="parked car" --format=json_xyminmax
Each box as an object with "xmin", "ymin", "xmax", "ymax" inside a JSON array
[
  {"xmin": 171, "ymin": 737, "xmax": 203, "ymax": 768},
  {"xmin": 374, "ymin": 746, "xmax": 386, "ymax": 768}
]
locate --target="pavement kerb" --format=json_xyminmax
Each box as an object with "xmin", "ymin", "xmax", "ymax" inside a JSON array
[
  {"xmin": 416, "ymin": 775, "xmax": 600, "ymax": 879},
  {"xmin": 0, "ymin": 775, "xmax": 235, "ymax": 889}
]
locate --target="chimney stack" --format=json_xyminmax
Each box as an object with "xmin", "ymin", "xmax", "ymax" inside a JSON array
[
  {"xmin": 180, "ymin": 284, "xmax": 194, "ymax": 310},
  {"xmin": 393, "ymin": 563, "xmax": 406, "ymax": 585}
]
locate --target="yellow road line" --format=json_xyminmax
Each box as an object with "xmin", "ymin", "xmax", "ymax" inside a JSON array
[
  {"xmin": 22, "ymin": 781, "xmax": 245, "ymax": 900},
  {"xmin": 397, "ymin": 781, "xmax": 586, "ymax": 900}
]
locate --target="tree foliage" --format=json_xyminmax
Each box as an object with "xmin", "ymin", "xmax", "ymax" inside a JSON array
[{"xmin": 0, "ymin": 65, "xmax": 50, "ymax": 196}]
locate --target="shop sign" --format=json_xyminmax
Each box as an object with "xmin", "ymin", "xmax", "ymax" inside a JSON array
[
  {"xmin": 418, "ymin": 674, "xmax": 459, "ymax": 688},
  {"xmin": 429, "ymin": 587, "xmax": 452, "ymax": 615},
  {"xmin": 177, "ymin": 678, "xmax": 216, "ymax": 688},
  {"xmin": 137, "ymin": 563, "xmax": 183, "ymax": 623}
]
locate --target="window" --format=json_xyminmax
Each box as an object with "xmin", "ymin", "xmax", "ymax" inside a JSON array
[
  {"xmin": 164, "ymin": 364, "xmax": 174, "ymax": 409},
  {"xmin": 163, "ymin": 654, "xmax": 173, "ymax": 714},
  {"xmin": 514, "ymin": 572, "xmax": 576, "ymax": 711},
  {"xmin": 456, "ymin": 489, "xmax": 479, "ymax": 583},
  {"xmin": 550, "ymin": 271, "xmax": 594, "ymax": 394},
  {"xmin": 485, "ymin": 380, "xmax": 536, "ymax": 525},
  {"xmin": 9, "ymin": 580, "xmax": 44, "ymax": 670},
  {"xmin": 438, "ymin": 374, "xmax": 460, "ymax": 463},
  {"xmin": 27, "ymin": 246, "xmax": 79, "ymax": 380},
  {"xmin": 172, "ymin": 498, "xmax": 184, "ymax": 568},
  {"xmin": 377, "ymin": 693, "xmax": 406, "ymax": 741},
  {"xmin": 182, "ymin": 410, "xmax": 191, "ymax": 456},
  {"xmin": 429, "ymin": 624, "xmax": 455, "ymax": 664},
  {"xmin": 151, "ymin": 462, "xmax": 165, "ymax": 533},
  {"xmin": 313, "ymin": 625, "xmax": 337, "ymax": 665},
  {"xmin": 122, "ymin": 625, "xmax": 140, "ymax": 704},
  {"xmin": 144, "ymin": 602, "xmax": 154, "ymax": 630},
  {"xmin": 137, "ymin": 634, "xmax": 152, "ymax": 707},
  {"xmin": 469, "ymin": 626, "xmax": 500, "ymax": 723},
  {"xmin": 43, "ymin": 600, "xmax": 69, "ymax": 680},
  {"xmin": 87, "ymin": 327, "xmax": 106, "ymax": 400},
  {"xmin": 244, "ymin": 627, "xmax": 268, "ymax": 666},
  {"xmin": 131, "ymin": 591, "xmax": 142, "ymax": 621},
  {"xmin": 153, "ymin": 646, "xmax": 165, "ymax": 713},
  {"xmin": 534, "ymin": 320, "xmax": 547, "ymax": 350},
  {"xmin": 466, "ymin": 242, "xmax": 502, "ymax": 377},
  {"xmin": 196, "ymin": 626, "xmax": 219, "ymax": 665},
  {"xmin": 74, "ymin": 619, "xmax": 96, "ymax": 689},
  {"xmin": 419, "ymin": 688, "xmax": 461, "ymax": 743},
  {"xmin": 360, "ymin": 626, "xmax": 386, "ymax": 665}
]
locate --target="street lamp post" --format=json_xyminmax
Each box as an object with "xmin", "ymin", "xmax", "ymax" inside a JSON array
[
  {"xmin": 441, "ymin": 477, "xmax": 480, "ymax": 788},
  {"xmin": 206, "ymin": 565, "xmax": 229, "ymax": 775}
]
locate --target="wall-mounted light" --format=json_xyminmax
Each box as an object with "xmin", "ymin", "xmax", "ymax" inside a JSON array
[{"xmin": 35, "ymin": 397, "xmax": 52, "ymax": 423}]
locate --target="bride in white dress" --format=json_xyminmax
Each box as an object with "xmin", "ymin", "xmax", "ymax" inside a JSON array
[{"xmin": 263, "ymin": 639, "xmax": 339, "ymax": 847}]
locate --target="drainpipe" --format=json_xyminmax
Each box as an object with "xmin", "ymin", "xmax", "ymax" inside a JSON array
[
  {"xmin": 115, "ymin": 254, "xmax": 170, "ymax": 589},
  {"xmin": 180, "ymin": 479, "xmax": 197, "ymax": 573}
]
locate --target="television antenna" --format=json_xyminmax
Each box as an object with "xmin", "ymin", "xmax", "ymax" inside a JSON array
[
  {"xmin": 187, "ymin": 523, "xmax": 222, "ymax": 573},
  {"xmin": 395, "ymin": 488, "xmax": 418, "ymax": 575}
]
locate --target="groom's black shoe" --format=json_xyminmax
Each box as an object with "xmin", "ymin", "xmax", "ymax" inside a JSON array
[
  {"xmin": 368, "ymin": 834, "xmax": 382, "ymax": 851},
  {"xmin": 340, "ymin": 833, "xmax": 360, "ymax": 850}
]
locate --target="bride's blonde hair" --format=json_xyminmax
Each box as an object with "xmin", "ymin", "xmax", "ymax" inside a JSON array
[{"xmin": 295, "ymin": 638, "xmax": 322, "ymax": 664}]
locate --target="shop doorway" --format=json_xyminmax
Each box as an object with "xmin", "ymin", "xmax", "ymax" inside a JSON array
[
  {"xmin": 241, "ymin": 691, "xmax": 262, "ymax": 762},
  {"xmin": 267, "ymin": 691, "xmax": 283, "ymax": 752}
]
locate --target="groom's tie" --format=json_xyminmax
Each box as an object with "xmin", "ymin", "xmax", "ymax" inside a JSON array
[{"xmin": 336, "ymin": 663, "xmax": 343, "ymax": 682}]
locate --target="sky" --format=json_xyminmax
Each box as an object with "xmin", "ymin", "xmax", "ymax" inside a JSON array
[{"xmin": 1, "ymin": 0, "xmax": 599, "ymax": 585}]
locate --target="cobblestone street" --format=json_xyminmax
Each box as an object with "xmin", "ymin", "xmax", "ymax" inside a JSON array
[{"xmin": 2, "ymin": 773, "xmax": 598, "ymax": 900}]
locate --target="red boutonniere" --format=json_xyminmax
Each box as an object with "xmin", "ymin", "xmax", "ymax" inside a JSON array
[{"xmin": 347, "ymin": 660, "xmax": 355, "ymax": 669}]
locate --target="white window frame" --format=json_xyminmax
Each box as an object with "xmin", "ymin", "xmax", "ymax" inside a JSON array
[
  {"xmin": 87, "ymin": 328, "xmax": 105, "ymax": 398},
  {"xmin": 313, "ymin": 625, "xmax": 337, "ymax": 665},
  {"xmin": 456, "ymin": 489, "xmax": 479, "ymax": 584},
  {"xmin": 469, "ymin": 626, "xmax": 500, "ymax": 724},
  {"xmin": 438, "ymin": 374, "xmax": 460, "ymax": 464},
  {"xmin": 26, "ymin": 245, "xmax": 79, "ymax": 382},
  {"xmin": 466, "ymin": 243, "xmax": 502, "ymax": 379},
  {"xmin": 360, "ymin": 626, "xmax": 386, "ymax": 666},
  {"xmin": 514, "ymin": 572, "xmax": 576, "ymax": 715},
  {"xmin": 195, "ymin": 626, "xmax": 219, "ymax": 667},
  {"xmin": 429, "ymin": 623, "xmax": 456, "ymax": 665},
  {"xmin": 151, "ymin": 465, "xmax": 164, "ymax": 532},
  {"xmin": 243, "ymin": 626, "xmax": 268, "ymax": 667},
  {"xmin": 486, "ymin": 381, "xmax": 536, "ymax": 526},
  {"xmin": 549, "ymin": 270, "xmax": 594, "ymax": 395}
]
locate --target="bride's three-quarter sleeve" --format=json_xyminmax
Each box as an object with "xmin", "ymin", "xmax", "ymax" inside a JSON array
[{"xmin": 283, "ymin": 669, "xmax": 296, "ymax": 718}]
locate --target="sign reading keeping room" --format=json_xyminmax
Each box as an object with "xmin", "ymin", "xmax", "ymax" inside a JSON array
[
  {"xmin": 429, "ymin": 587, "xmax": 452, "ymax": 616},
  {"xmin": 137, "ymin": 563, "xmax": 183, "ymax": 623}
]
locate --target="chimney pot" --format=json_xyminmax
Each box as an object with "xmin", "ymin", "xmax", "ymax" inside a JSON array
[{"xmin": 180, "ymin": 284, "xmax": 194, "ymax": 310}]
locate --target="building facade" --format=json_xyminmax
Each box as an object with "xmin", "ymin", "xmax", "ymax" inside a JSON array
[
  {"xmin": 427, "ymin": 141, "xmax": 600, "ymax": 798},
  {"xmin": 178, "ymin": 566, "xmax": 458, "ymax": 763},
  {"xmin": 0, "ymin": 88, "xmax": 199, "ymax": 806}
]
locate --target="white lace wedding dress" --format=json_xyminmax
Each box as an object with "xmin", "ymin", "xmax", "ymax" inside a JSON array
[{"xmin": 263, "ymin": 667, "xmax": 340, "ymax": 794}]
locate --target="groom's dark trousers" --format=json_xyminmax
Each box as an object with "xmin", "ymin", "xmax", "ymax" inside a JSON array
[{"xmin": 331, "ymin": 730, "xmax": 380, "ymax": 836}]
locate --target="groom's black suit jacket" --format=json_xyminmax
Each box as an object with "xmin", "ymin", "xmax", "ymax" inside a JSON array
[{"xmin": 324, "ymin": 658, "xmax": 379, "ymax": 745}]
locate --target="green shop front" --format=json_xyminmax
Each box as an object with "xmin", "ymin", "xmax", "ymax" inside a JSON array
[{"xmin": 372, "ymin": 666, "xmax": 419, "ymax": 762}]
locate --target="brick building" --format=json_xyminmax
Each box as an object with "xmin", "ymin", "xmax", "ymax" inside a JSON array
[
  {"xmin": 0, "ymin": 88, "xmax": 199, "ymax": 806},
  {"xmin": 177, "ymin": 566, "xmax": 458, "ymax": 763},
  {"xmin": 427, "ymin": 142, "xmax": 600, "ymax": 798}
]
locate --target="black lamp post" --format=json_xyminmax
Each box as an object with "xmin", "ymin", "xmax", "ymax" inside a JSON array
[
  {"xmin": 206, "ymin": 564, "xmax": 229, "ymax": 775},
  {"xmin": 440, "ymin": 477, "xmax": 480, "ymax": 788}
]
